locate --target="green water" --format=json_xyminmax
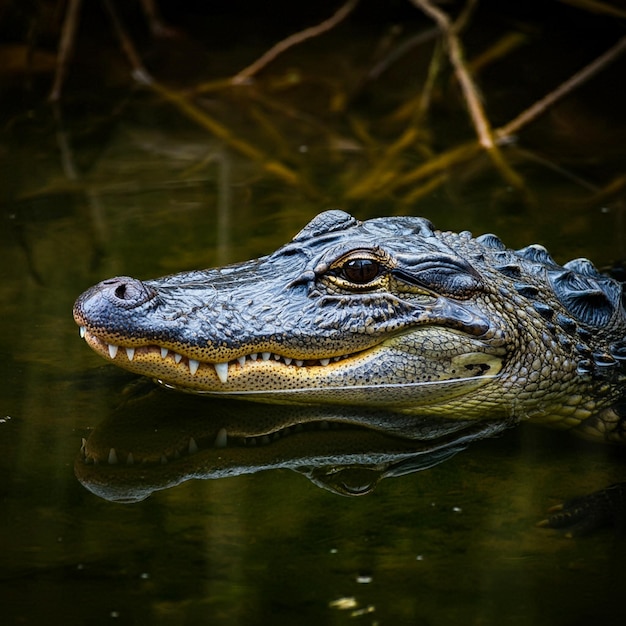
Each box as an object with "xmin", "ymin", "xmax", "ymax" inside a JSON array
[{"xmin": 1, "ymin": 2, "xmax": 626, "ymax": 625}]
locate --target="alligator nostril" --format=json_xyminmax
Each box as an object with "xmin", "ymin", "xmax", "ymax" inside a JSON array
[{"xmin": 99, "ymin": 277, "xmax": 156, "ymax": 309}]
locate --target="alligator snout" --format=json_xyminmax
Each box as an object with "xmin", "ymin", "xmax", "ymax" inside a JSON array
[{"xmin": 73, "ymin": 276, "xmax": 158, "ymax": 340}]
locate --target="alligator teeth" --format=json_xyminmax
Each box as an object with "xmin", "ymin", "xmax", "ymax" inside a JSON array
[
  {"xmin": 188, "ymin": 437, "xmax": 199, "ymax": 454},
  {"xmin": 214, "ymin": 427, "xmax": 228, "ymax": 448},
  {"xmin": 108, "ymin": 448, "xmax": 118, "ymax": 464},
  {"xmin": 214, "ymin": 362, "xmax": 228, "ymax": 383},
  {"xmin": 84, "ymin": 331, "xmax": 348, "ymax": 373}
]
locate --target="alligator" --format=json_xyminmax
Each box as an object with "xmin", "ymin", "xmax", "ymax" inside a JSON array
[{"xmin": 73, "ymin": 209, "xmax": 626, "ymax": 445}]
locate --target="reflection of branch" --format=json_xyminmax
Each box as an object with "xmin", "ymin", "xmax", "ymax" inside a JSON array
[
  {"xmin": 232, "ymin": 0, "xmax": 360, "ymax": 84},
  {"xmin": 49, "ymin": 0, "xmax": 166, "ymax": 100},
  {"xmin": 409, "ymin": 0, "xmax": 526, "ymax": 193},
  {"xmin": 51, "ymin": 103, "xmax": 108, "ymax": 271}
]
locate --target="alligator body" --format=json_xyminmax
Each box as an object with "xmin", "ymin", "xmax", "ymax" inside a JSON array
[{"xmin": 74, "ymin": 210, "xmax": 626, "ymax": 443}]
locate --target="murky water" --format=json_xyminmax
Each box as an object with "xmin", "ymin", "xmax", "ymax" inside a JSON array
[{"xmin": 2, "ymin": 3, "xmax": 626, "ymax": 625}]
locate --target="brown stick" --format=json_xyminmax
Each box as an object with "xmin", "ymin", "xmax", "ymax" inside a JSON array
[
  {"xmin": 409, "ymin": 0, "xmax": 527, "ymax": 194},
  {"xmin": 232, "ymin": 0, "xmax": 360, "ymax": 84},
  {"xmin": 101, "ymin": 0, "xmax": 153, "ymax": 84},
  {"xmin": 558, "ymin": 0, "xmax": 626, "ymax": 19},
  {"xmin": 89, "ymin": 0, "xmax": 311, "ymax": 192},
  {"xmin": 422, "ymin": 2, "xmax": 525, "ymax": 195},
  {"xmin": 49, "ymin": 0, "xmax": 83, "ymax": 101},
  {"xmin": 410, "ymin": 0, "xmax": 493, "ymax": 148}
]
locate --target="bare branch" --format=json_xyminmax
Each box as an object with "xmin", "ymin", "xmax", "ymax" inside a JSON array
[
  {"xmin": 498, "ymin": 35, "xmax": 626, "ymax": 139},
  {"xmin": 232, "ymin": 0, "xmax": 360, "ymax": 84},
  {"xmin": 407, "ymin": 0, "xmax": 527, "ymax": 194},
  {"xmin": 49, "ymin": 0, "xmax": 83, "ymax": 101}
]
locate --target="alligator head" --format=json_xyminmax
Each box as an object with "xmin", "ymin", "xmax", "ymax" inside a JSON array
[{"xmin": 73, "ymin": 210, "xmax": 626, "ymax": 437}]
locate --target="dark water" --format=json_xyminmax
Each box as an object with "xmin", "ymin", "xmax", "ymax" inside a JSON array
[{"xmin": 1, "ymin": 3, "xmax": 626, "ymax": 625}]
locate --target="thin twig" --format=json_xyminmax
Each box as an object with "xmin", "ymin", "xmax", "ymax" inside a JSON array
[
  {"xmin": 367, "ymin": 27, "xmax": 439, "ymax": 81},
  {"xmin": 498, "ymin": 35, "xmax": 626, "ymax": 139},
  {"xmin": 411, "ymin": 0, "xmax": 492, "ymax": 148},
  {"xmin": 49, "ymin": 0, "xmax": 82, "ymax": 101},
  {"xmin": 232, "ymin": 0, "xmax": 360, "ymax": 84},
  {"xmin": 558, "ymin": 0, "xmax": 626, "ymax": 19},
  {"xmin": 101, "ymin": 0, "xmax": 153, "ymax": 84}
]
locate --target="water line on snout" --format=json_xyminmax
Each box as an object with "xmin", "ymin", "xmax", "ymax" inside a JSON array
[{"xmin": 156, "ymin": 374, "xmax": 502, "ymax": 396}]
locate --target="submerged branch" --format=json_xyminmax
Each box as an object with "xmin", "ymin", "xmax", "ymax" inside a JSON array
[
  {"xmin": 101, "ymin": 0, "xmax": 152, "ymax": 83},
  {"xmin": 44, "ymin": 0, "xmax": 626, "ymax": 207},
  {"xmin": 147, "ymin": 80, "xmax": 313, "ymax": 192},
  {"xmin": 350, "ymin": 7, "xmax": 626, "ymax": 203},
  {"xmin": 232, "ymin": 0, "xmax": 360, "ymax": 84},
  {"xmin": 58, "ymin": 0, "xmax": 314, "ymax": 193},
  {"xmin": 409, "ymin": 0, "xmax": 527, "ymax": 194}
]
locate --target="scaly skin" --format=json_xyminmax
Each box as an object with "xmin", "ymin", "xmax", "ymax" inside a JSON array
[{"xmin": 73, "ymin": 210, "xmax": 626, "ymax": 442}]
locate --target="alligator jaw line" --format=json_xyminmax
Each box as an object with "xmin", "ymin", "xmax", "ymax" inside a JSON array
[{"xmin": 79, "ymin": 326, "xmax": 348, "ymax": 384}]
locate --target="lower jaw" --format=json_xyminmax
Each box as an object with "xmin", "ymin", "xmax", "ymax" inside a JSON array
[{"xmin": 81, "ymin": 330, "xmax": 498, "ymax": 407}]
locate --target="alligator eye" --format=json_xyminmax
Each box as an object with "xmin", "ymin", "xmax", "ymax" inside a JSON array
[{"xmin": 342, "ymin": 258, "xmax": 381, "ymax": 284}]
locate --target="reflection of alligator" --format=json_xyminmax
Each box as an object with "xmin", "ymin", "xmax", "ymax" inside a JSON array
[
  {"xmin": 74, "ymin": 210, "xmax": 626, "ymax": 443},
  {"xmin": 74, "ymin": 389, "xmax": 509, "ymax": 503}
]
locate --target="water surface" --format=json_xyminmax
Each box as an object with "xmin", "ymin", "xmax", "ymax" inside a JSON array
[{"xmin": 1, "ymin": 3, "xmax": 626, "ymax": 625}]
